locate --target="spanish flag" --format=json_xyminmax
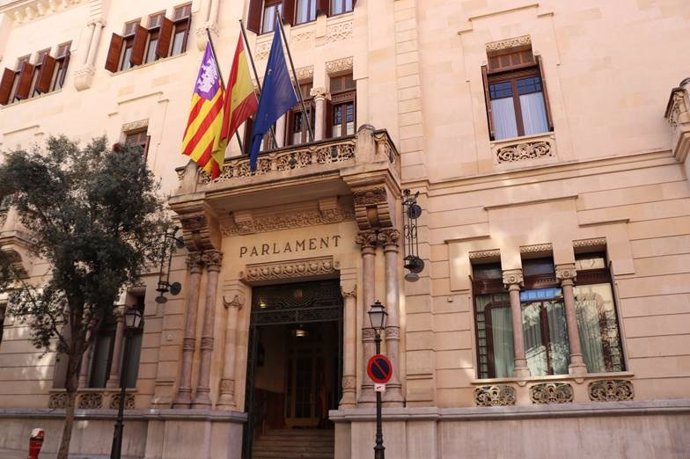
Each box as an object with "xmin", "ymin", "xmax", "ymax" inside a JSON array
[
  {"xmin": 221, "ymin": 33, "xmax": 258, "ymax": 142},
  {"xmin": 181, "ymin": 43, "xmax": 226, "ymax": 179}
]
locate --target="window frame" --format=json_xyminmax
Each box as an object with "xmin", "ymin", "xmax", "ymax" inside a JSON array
[
  {"xmin": 295, "ymin": 0, "xmax": 317, "ymax": 25},
  {"xmin": 330, "ymin": 0, "xmax": 354, "ymax": 16},
  {"xmin": 286, "ymin": 81, "xmax": 314, "ymax": 146},
  {"xmin": 328, "ymin": 73, "xmax": 356, "ymax": 138},
  {"xmin": 482, "ymin": 46, "xmax": 553, "ymax": 141},
  {"xmin": 170, "ymin": 4, "xmax": 192, "ymax": 56}
]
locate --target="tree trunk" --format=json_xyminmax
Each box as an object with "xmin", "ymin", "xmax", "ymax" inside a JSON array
[{"xmin": 57, "ymin": 352, "xmax": 81, "ymax": 459}]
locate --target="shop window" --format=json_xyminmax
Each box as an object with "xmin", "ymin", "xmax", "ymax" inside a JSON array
[
  {"xmin": 481, "ymin": 43, "xmax": 553, "ymax": 140},
  {"xmin": 327, "ymin": 73, "xmax": 355, "ymax": 138}
]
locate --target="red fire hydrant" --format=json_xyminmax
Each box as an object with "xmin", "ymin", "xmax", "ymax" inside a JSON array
[{"xmin": 27, "ymin": 428, "xmax": 44, "ymax": 459}]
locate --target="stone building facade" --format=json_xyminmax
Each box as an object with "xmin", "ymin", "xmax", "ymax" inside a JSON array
[{"xmin": 0, "ymin": 0, "xmax": 690, "ymax": 458}]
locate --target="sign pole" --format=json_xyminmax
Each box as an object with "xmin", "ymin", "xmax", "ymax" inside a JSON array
[{"xmin": 373, "ymin": 330, "xmax": 385, "ymax": 459}]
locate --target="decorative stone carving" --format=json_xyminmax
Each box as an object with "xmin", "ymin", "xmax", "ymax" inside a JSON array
[
  {"xmin": 195, "ymin": 23, "xmax": 219, "ymax": 51},
  {"xmin": 556, "ymin": 263, "xmax": 577, "ymax": 282},
  {"xmin": 222, "ymin": 206, "xmax": 354, "ymax": 236},
  {"xmin": 293, "ymin": 31, "xmax": 315, "ymax": 43},
  {"xmin": 186, "ymin": 252, "xmax": 204, "ymax": 271},
  {"xmin": 474, "ymin": 385, "xmax": 517, "ymax": 407},
  {"xmin": 529, "ymin": 382, "xmax": 574, "ymax": 404},
  {"xmin": 355, "ymin": 230, "xmax": 378, "ymax": 250},
  {"xmin": 255, "ymin": 40, "xmax": 272, "ymax": 60},
  {"xmin": 295, "ymin": 66, "xmax": 314, "ymax": 81},
  {"xmin": 588, "ymin": 380, "xmax": 634, "ymax": 402},
  {"xmin": 502, "ymin": 269, "xmax": 524, "ymax": 287},
  {"xmin": 242, "ymin": 256, "xmax": 337, "ymax": 283},
  {"xmin": 469, "ymin": 249, "xmax": 501, "ymax": 260},
  {"xmin": 573, "ymin": 237, "xmax": 606, "ymax": 249},
  {"xmin": 326, "ymin": 21, "xmax": 353, "ymax": 43},
  {"xmin": 202, "ymin": 250, "xmax": 223, "ymax": 270},
  {"xmin": 223, "ymin": 294, "xmax": 245, "ymax": 310},
  {"xmin": 48, "ymin": 392, "xmax": 68, "ymax": 409},
  {"xmin": 377, "ymin": 228, "xmax": 400, "ymax": 247},
  {"xmin": 353, "ymin": 187, "xmax": 386, "ymax": 206},
  {"xmin": 341, "ymin": 285, "xmax": 356, "ymax": 297},
  {"xmin": 122, "ymin": 119, "xmax": 149, "ymax": 133},
  {"xmin": 486, "ymin": 35, "xmax": 531, "ymax": 52},
  {"xmin": 496, "ymin": 140, "xmax": 553, "ymax": 163},
  {"xmin": 520, "ymin": 243, "xmax": 552, "ymax": 255},
  {"xmin": 220, "ymin": 378, "xmax": 235, "ymax": 394},
  {"xmin": 362, "ymin": 328, "xmax": 376, "ymax": 340},
  {"xmin": 5, "ymin": 0, "xmax": 86, "ymax": 24},
  {"xmin": 207, "ymin": 138, "xmax": 356, "ymax": 182},
  {"xmin": 310, "ymin": 87, "xmax": 329, "ymax": 100},
  {"xmin": 666, "ymin": 90, "xmax": 689, "ymax": 128},
  {"xmin": 109, "ymin": 393, "xmax": 135, "ymax": 410},
  {"xmin": 78, "ymin": 392, "xmax": 103, "ymax": 409},
  {"xmin": 384, "ymin": 326, "xmax": 400, "ymax": 339},
  {"xmin": 178, "ymin": 211, "xmax": 217, "ymax": 252},
  {"xmin": 326, "ymin": 56, "xmax": 354, "ymax": 75},
  {"xmin": 73, "ymin": 66, "xmax": 95, "ymax": 91}
]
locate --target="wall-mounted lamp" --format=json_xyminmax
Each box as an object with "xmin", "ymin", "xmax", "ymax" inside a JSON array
[
  {"xmin": 155, "ymin": 227, "xmax": 185, "ymax": 304},
  {"xmin": 402, "ymin": 189, "xmax": 424, "ymax": 282}
]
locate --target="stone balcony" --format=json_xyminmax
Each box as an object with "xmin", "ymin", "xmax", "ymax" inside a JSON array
[{"xmin": 170, "ymin": 125, "xmax": 401, "ymax": 250}]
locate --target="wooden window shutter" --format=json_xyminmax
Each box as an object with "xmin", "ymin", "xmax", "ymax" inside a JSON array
[
  {"xmin": 157, "ymin": 17, "xmax": 174, "ymax": 58},
  {"xmin": 537, "ymin": 56, "xmax": 554, "ymax": 131},
  {"xmin": 0, "ymin": 68, "xmax": 14, "ymax": 105},
  {"xmin": 130, "ymin": 24, "xmax": 148, "ymax": 66},
  {"xmin": 481, "ymin": 65, "xmax": 495, "ymax": 141},
  {"xmin": 243, "ymin": 117, "xmax": 254, "ymax": 155},
  {"xmin": 105, "ymin": 33, "xmax": 124, "ymax": 72},
  {"xmin": 317, "ymin": 0, "xmax": 330, "ymax": 17},
  {"xmin": 247, "ymin": 0, "xmax": 262, "ymax": 33},
  {"xmin": 36, "ymin": 54, "xmax": 57, "ymax": 93},
  {"xmin": 284, "ymin": 0, "xmax": 296, "ymax": 25},
  {"xmin": 15, "ymin": 62, "xmax": 35, "ymax": 100}
]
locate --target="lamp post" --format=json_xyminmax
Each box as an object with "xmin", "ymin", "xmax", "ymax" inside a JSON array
[
  {"xmin": 110, "ymin": 307, "xmax": 144, "ymax": 459},
  {"xmin": 368, "ymin": 300, "xmax": 388, "ymax": 459}
]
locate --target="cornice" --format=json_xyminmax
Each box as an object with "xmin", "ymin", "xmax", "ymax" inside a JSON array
[{"xmin": 1, "ymin": 0, "xmax": 87, "ymax": 24}]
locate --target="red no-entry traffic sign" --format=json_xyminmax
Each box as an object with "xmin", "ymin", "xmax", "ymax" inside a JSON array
[{"xmin": 367, "ymin": 354, "xmax": 392, "ymax": 384}]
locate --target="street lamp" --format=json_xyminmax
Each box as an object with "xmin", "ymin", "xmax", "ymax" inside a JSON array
[
  {"xmin": 110, "ymin": 307, "xmax": 144, "ymax": 459},
  {"xmin": 368, "ymin": 300, "xmax": 388, "ymax": 459}
]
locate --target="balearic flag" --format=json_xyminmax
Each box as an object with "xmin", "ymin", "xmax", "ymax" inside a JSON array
[
  {"xmin": 181, "ymin": 43, "xmax": 226, "ymax": 179},
  {"xmin": 221, "ymin": 33, "xmax": 258, "ymax": 142},
  {"xmin": 249, "ymin": 22, "xmax": 298, "ymax": 172}
]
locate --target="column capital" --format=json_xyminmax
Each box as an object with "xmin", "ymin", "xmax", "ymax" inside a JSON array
[
  {"xmin": 355, "ymin": 230, "xmax": 378, "ymax": 250},
  {"xmin": 378, "ymin": 228, "xmax": 401, "ymax": 249},
  {"xmin": 186, "ymin": 252, "xmax": 204, "ymax": 272},
  {"xmin": 223, "ymin": 294, "xmax": 245, "ymax": 310},
  {"xmin": 310, "ymin": 86, "xmax": 330, "ymax": 101},
  {"xmin": 341, "ymin": 284, "xmax": 356, "ymax": 298},
  {"xmin": 202, "ymin": 250, "xmax": 223, "ymax": 271},
  {"xmin": 556, "ymin": 263, "xmax": 577, "ymax": 283},
  {"xmin": 502, "ymin": 269, "xmax": 524, "ymax": 288}
]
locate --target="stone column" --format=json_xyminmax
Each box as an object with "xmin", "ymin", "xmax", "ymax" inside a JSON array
[
  {"xmin": 192, "ymin": 250, "xmax": 223, "ymax": 408},
  {"xmin": 310, "ymin": 87, "xmax": 329, "ymax": 141},
  {"xmin": 217, "ymin": 294, "xmax": 243, "ymax": 409},
  {"xmin": 503, "ymin": 269, "xmax": 530, "ymax": 378},
  {"xmin": 356, "ymin": 230, "xmax": 377, "ymax": 405},
  {"xmin": 339, "ymin": 284, "xmax": 357, "ymax": 408},
  {"xmin": 172, "ymin": 252, "xmax": 204, "ymax": 408},
  {"xmin": 557, "ymin": 264, "xmax": 587, "ymax": 376},
  {"xmin": 106, "ymin": 305, "xmax": 126, "ymax": 388},
  {"xmin": 78, "ymin": 344, "xmax": 92, "ymax": 388},
  {"xmin": 379, "ymin": 229, "xmax": 403, "ymax": 406},
  {"xmin": 86, "ymin": 20, "xmax": 104, "ymax": 67}
]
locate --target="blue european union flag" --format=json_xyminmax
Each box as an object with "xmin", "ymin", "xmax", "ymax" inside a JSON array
[{"xmin": 249, "ymin": 22, "xmax": 298, "ymax": 172}]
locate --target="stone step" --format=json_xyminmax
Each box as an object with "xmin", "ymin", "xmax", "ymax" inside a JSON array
[{"xmin": 252, "ymin": 429, "xmax": 334, "ymax": 459}]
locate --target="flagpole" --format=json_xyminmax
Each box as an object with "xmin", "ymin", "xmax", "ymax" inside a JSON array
[
  {"xmin": 239, "ymin": 19, "xmax": 278, "ymax": 149},
  {"xmin": 276, "ymin": 13, "xmax": 314, "ymax": 143},
  {"xmin": 206, "ymin": 29, "xmax": 246, "ymax": 153}
]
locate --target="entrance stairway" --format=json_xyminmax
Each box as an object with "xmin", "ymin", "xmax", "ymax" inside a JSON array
[{"xmin": 252, "ymin": 428, "xmax": 335, "ymax": 459}]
